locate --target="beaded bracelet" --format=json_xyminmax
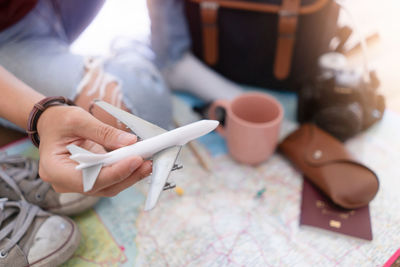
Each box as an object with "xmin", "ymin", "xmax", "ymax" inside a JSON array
[{"xmin": 26, "ymin": 96, "xmax": 75, "ymax": 147}]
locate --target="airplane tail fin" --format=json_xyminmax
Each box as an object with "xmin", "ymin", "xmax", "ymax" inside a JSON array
[
  {"xmin": 67, "ymin": 144, "xmax": 108, "ymax": 170},
  {"xmin": 67, "ymin": 144, "xmax": 107, "ymax": 192}
]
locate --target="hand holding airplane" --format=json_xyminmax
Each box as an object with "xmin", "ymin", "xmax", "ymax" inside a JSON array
[{"xmin": 67, "ymin": 100, "xmax": 218, "ymax": 211}]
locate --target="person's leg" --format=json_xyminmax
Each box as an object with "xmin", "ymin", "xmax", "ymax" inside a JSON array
[
  {"xmin": 52, "ymin": 0, "xmax": 106, "ymax": 44},
  {"xmin": 74, "ymin": 52, "xmax": 173, "ymax": 130},
  {"xmin": 0, "ymin": 0, "xmax": 85, "ymax": 131},
  {"xmin": 104, "ymin": 48, "xmax": 173, "ymax": 130},
  {"xmin": 162, "ymin": 53, "xmax": 244, "ymax": 102},
  {"xmin": 0, "ymin": 0, "xmax": 172, "ymax": 130},
  {"xmin": 147, "ymin": 0, "xmax": 243, "ymax": 101},
  {"xmin": 147, "ymin": 0, "xmax": 189, "ymax": 70},
  {"xmin": 0, "ymin": 0, "xmax": 102, "ymax": 219}
]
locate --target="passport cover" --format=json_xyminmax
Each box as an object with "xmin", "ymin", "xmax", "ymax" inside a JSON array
[{"xmin": 300, "ymin": 177, "xmax": 373, "ymax": 241}]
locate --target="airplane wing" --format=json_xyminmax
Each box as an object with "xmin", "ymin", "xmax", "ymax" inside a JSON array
[
  {"xmin": 94, "ymin": 100, "xmax": 167, "ymax": 139},
  {"xmin": 95, "ymin": 101, "xmax": 182, "ymax": 211},
  {"xmin": 144, "ymin": 146, "xmax": 181, "ymax": 211}
]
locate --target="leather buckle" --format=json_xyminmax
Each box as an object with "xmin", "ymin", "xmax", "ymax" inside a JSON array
[
  {"xmin": 279, "ymin": 10, "xmax": 297, "ymax": 17},
  {"xmin": 200, "ymin": 1, "xmax": 219, "ymax": 10},
  {"xmin": 200, "ymin": 1, "xmax": 219, "ymax": 65},
  {"xmin": 274, "ymin": 0, "xmax": 300, "ymax": 80}
]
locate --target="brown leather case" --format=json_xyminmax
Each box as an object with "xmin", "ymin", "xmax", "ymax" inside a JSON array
[{"xmin": 279, "ymin": 123, "xmax": 379, "ymax": 209}]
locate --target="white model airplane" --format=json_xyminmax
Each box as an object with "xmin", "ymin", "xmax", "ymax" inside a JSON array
[{"xmin": 67, "ymin": 100, "xmax": 218, "ymax": 211}]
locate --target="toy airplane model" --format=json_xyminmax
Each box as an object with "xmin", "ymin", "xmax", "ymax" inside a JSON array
[{"xmin": 67, "ymin": 100, "xmax": 218, "ymax": 211}]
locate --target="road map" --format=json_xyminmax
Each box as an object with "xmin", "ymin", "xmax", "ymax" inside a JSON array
[{"xmin": 2, "ymin": 94, "xmax": 399, "ymax": 266}]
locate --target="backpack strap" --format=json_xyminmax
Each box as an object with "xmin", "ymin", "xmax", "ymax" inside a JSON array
[
  {"xmin": 200, "ymin": 2, "xmax": 219, "ymax": 65},
  {"xmin": 274, "ymin": 0, "xmax": 301, "ymax": 80}
]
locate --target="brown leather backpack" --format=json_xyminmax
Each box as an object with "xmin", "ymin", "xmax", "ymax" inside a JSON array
[{"xmin": 184, "ymin": 0, "xmax": 340, "ymax": 91}]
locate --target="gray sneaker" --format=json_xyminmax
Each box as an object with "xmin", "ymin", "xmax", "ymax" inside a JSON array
[
  {"xmin": 0, "ymin": 199, "xmax": 80, "ymax": 266},
  {"xmin": 0, "ymin": 153, "xmax": 99, "ymax": 215}
]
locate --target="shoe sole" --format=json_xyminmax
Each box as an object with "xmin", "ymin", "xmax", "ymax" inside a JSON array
[
  {"xmin": 47, "ymin": 196, "xmax": 100, "ymax": 216},
  {"xmin": 29, "ymin": 217, "xmax": 81, "ymax": 267}
]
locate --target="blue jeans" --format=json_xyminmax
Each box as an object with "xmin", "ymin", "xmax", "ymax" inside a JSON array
[
  {"xmin": 147, "ymin": 0, "xmax": 191, "ymax": 69},
  {"xmin": 0, "ymin": 0, "xmax": 183, "ymax": 130}
]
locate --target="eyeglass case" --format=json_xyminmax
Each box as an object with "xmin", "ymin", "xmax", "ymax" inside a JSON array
[{"xmin": 279, "ymin": 123, "xmax": 379, "ymax": 209}]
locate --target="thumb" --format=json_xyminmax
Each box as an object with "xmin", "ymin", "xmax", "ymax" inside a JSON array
[{"xmin": 81, "ymin": 115, "xmax": 137, "ymax": 150}]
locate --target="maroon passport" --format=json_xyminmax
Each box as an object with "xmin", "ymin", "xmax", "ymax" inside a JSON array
[{"xmin": 300, "ymin": 178, "xmax": 373, "ymax": 241}]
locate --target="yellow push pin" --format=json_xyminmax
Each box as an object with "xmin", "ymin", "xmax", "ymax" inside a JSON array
[{"xmin": 175, "ymin": 186, "xmax": 184, "ymax": 196}]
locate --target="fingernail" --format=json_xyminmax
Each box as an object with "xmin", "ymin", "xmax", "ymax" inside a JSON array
[{"xmin": 118, "ymin": 132, "xmax": 135, "ymax": 144}]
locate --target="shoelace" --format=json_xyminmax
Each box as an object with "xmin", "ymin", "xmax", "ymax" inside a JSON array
[
  {"xmin": 0, "ymin": 198, "xmax": 48, "ymax": 258},
  {"xmin": 0, "ymin": 153, "xmax": 50, "ymax": 202}
]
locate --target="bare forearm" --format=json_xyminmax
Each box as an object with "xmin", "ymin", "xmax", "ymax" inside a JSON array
[{"xmin": 0, "ymin": 66, "xmax": 44, "ymax": 129}]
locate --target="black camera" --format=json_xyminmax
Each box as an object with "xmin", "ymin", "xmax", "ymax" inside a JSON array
[{"xmin": 297, "ymin": 52, "xmax": 385, "ymax": 141}]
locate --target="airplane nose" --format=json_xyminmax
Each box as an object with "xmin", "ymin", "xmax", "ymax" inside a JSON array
[
  {"xmin": 209, "ymin": 120, "xmax": 219, "ymax": 129},
  {"xmin": 175, "ymin": 119, "xmax": 220, "ymax": 146},
  {"xmin": 203, "ymin": 120, "xmax": 219, "ymax": 133}
]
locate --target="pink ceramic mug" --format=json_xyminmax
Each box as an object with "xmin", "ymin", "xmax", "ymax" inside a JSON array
[{"xmin": 209, "ymin": 92, "xmax": 284, "ymax": 165}]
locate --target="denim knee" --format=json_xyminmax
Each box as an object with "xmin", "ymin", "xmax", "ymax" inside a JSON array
[{"xmin": 104, "ymin": 51, "xmax": 173, "ymax": 130}]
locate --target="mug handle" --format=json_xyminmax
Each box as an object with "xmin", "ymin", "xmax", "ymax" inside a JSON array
[{"xmin": 208, "ymin": 99, "xmax": 229, "ymax": 137}]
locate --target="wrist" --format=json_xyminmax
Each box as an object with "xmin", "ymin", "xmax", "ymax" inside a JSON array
[
  {"xmin": 27, "ymin": 97, "xmax": 75, "ymax": 147},
  {"xmin": 36, "ymin": 105, "xmax": 66, "ymax": 137}
]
